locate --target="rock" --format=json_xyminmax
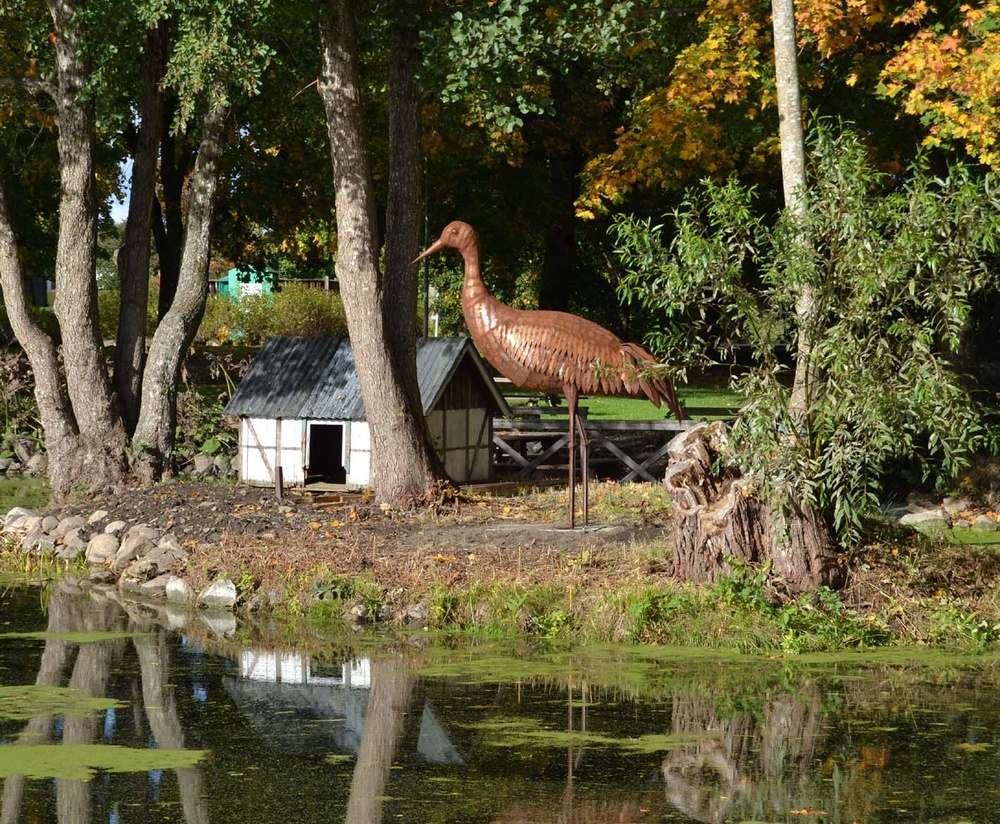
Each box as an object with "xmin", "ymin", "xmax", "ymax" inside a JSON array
[
  {"xmin": 19, "ymin": 529, "xmax": 44, "ymax": 552},
  {"xmin": 157, "ymin": 533, "xmax": 184, "ymax": 552},
  {"xmin": 140, "ymin": 574, "xmax": 174, "ymax": 596},
  {"xmin": 56, "ymin": 544, "xmax": 83, "ymax": 561},
  {"xmin": 144, "ymin": 545, "xmax": 188, "ymax": 573},
  {"xmin": 905, "ymin": 493, "xmax": 940, "ymax": 514},
  {"xmin": 900, "ymin": 508, "xmax": 951, "ymax": 533},
  {"xmin": 41, "ymin": 515, "xmax": 60, "ymax": 533},
  {"xmin": 25, "ymin": 453, "xmax": 47, "ymax": 476},
  {"xmin": 62, "ymin": 527, "xmax": 88, "ymax": 548},
  {"xmin": 7, "ymin": 515, "xmax": 42, "ymax": 534},
  {"xmin": 213, "ymin": 455, "xmax": 232, "ymax": 475},
  {"xmin": 191, "ymin": 454, "xmax": 216, "ymax": 477},
  {"xmin": 165, "ymin": 576, "xmax": 195, "ymax": 604},
  {"xmin": 87, "ymin": 567, "xmax": 117, "ymax": 585},
  {"xmin": 4, "ymin": 506, "xmax": 37, "ymax": 526},
  {"xmin": 346, "ymin": 603, "xmax": 368, "ymax": 623},
  {"xmin": 405, "ymin": 602, "xmax": 429, "ymax": 625},
  {"xmin": 86, "ymin": 533, "xmax": 121, "ymax": 566},
  {"xmin": 0, "ymin": 458, "xmax": 13, "ymax": 473},
  {"xmin": 61, "ymin": 531, "xmax": 87, "ymax": 554},
  {"xmin": 87, "ymin": 509, "xmax": 109, "ymax": 524},
  {"xmin": 121, "ymin": 558, "xmax": 158, "ymax": 582},
  {"xmin": 126, "ymin": 524, "xmax": 161, "ymax": 543},
  {"xmin": 972, "ymin": 515, "xmax": 1000, "ymax": 532},
  {"xmin": 942, "ymin": 496, "xmax": 971, "ymax": 518},
  {"xmin": 53, "ymin": 515, "xmax": 87, "ymax": 539},
  {"xmin": 199, "ymin": 579, "xmax": 238, "ymax": 609},
  {"xmin": 13, "ymin": 438, "xmax": 34, "ymax": 465},
  {"xmin": 104, "ymin": 520, "xmax": 128, "ymax": 536}
]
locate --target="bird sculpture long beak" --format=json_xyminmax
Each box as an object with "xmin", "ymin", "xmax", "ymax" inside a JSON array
[{"xmin": 411, "ymin": 239, "xmax": 446, "ymax": 265}]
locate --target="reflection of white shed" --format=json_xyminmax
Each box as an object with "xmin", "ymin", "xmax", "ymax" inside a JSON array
[{"xmin": 223, "ymin": 336, "xmax": 510, "ymax": 488}]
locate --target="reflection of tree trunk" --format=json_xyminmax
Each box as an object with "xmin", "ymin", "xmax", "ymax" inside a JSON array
[
  {"xmin": 664, "ymin": 422, "xmax": 844, "ymax": 594},
  {"xmin": 1, "ymin": 585, "xmax": 79, "ymax": 824},
  {"xmin": 662, "ymin": 685, "xmax": 825, "ymax": 823},
  {"xmin": 345, "ymin": 658, "xmax": 415, "ymax": 824},
  {"xmin": 134, "ymin": 628, "xmax": 209, "ymax": 824}
]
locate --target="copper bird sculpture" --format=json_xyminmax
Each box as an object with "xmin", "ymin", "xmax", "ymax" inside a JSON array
[{"xmin": 414, "ymin": 220, "xmax": 683, "ymax": 528}]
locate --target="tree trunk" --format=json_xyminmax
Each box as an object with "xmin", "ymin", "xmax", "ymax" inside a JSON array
[
  {"xmin": 345, "ymin": 658, "xmax": 415, "ymax": 824},
  {"xmin": 153, "ymin": 91, "xmax": 194, "ymax": 322},
  {"xmin": 132, "ymin": 98, "xmax": 229, "ymax": 482},
  {"xmin": 384, "ymin": 9, "xmax": 423, "ymax": 408},
  {"xmin": 41, "ymin": 0, "xmax": 130, "ymax": 496},
  {"xmin": 0, "ymin": 179, "xmax": 82, "ymax": 500},
  {"xmin": 115, "ymin": 21, "xmax": 166, "ymax": 435},
  {"xmin": 771, "ymin": 0, "xmax": 816, "ymax": 419},
  {"xmin": 318, "ymin": 0, "xmax": 446, "ymax": 507},
  {"xmin": 664, "ymin": 423, "xmax": 844, "ymax": 593}
]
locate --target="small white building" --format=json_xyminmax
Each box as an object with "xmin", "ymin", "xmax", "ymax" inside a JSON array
[{"xmin": 224, "ymin": 336, "xmax": 510, "ymax": 488}]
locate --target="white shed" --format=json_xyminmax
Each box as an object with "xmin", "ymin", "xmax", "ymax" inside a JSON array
[{"xmin": 223, "ymin": 336, "xmax": 511, "ymax": 489}]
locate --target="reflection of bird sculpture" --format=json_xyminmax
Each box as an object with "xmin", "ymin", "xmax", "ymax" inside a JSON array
[{"xmin": 414, "ymin": 220, "xmax": 683, "ymax": 528}]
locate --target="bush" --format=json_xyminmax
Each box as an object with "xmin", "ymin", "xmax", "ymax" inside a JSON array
[{"xmin": 195, "ymin": 283, "xmax": 349, "ymax": 345}]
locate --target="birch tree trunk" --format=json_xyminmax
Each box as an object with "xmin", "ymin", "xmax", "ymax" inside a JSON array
[
  {"xmin": 771, "ymin": 0, "xmax": 815, "ymax": 418},
  {"xmin": 318, "ymin": 0, "xmax": 446, "ymax": 507}
]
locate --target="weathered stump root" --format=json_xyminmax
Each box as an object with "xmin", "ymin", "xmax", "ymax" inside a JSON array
[{"xmin": 663, "ymin": 422, "xmax": 844, "ymax": 594}]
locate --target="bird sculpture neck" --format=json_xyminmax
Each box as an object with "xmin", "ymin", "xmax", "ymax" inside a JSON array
[{"xmin": 456, "ymin": 233, "xmax": 501, "ymax": 335}]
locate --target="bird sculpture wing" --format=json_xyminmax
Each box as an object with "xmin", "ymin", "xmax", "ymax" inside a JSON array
[{"xmin": 483, "ymin": 308, "xmax": 672, "ymax": 406}]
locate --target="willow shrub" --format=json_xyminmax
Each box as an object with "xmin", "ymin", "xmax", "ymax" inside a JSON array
[
  {"xmin": 611, "ymin": 123, "xmax": 1000, "ymax": 544},
  {"xmin": 196, "ymin": 282, "xmax": 349, "ymax": 345}
]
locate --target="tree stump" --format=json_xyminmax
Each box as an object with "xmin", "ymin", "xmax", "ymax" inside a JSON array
[{"xmin": 663, "ymin": 422, "xmax": 844, "ymax": 594}]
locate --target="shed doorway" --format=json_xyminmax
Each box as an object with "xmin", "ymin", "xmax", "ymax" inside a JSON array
[{"xmin": 307, "ymin": 423, "xmax": 347, "ymax": 484}]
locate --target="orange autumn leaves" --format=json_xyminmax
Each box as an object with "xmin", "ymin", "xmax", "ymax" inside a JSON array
[
  {"xmin": 577, "ymin": 0, "xmax": 998, "ymax": 216},
  {"xmin": 881, "ymin": 0, "xmax": 1000, "ymax": 169}
]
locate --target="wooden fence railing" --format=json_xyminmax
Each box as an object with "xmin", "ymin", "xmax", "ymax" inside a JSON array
[{"xmin": 492, "ymin": 407, "xmax": 738, "ymax": 482}]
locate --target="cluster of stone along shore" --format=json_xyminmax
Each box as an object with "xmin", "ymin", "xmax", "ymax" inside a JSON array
[{"xmin": 2, "ymin": 506, "xmax": 237, "ymax": 609}]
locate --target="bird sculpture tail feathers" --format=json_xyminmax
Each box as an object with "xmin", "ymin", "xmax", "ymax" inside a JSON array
[{"xmin": 620, "ymin": 342, "xmax": 684, "ymax": 422}]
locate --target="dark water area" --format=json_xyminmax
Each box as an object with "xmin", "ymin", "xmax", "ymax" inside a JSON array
[{"xmin": 2, "ymin": 582, "xmax": 1000, "ymax": 823}]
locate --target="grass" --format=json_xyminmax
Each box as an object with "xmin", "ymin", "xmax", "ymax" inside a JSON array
[{"xmin": 502, "ymin": 386, "xmax": 744, "ymax": 421}]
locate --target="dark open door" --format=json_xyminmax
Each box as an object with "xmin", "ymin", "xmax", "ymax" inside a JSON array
[{"xmin": 307, "ymin": 423, "xmax": 347, "ymax": 483}]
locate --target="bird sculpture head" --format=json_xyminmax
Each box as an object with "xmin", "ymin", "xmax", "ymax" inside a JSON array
[{"xmin": 412, "ymin": 220, "xmax": 478, "ymax": 264}]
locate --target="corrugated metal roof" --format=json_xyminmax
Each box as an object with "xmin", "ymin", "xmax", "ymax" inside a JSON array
[{"xmin": 224, "ymin": 336, "xmax": 510, "ymax": 421}]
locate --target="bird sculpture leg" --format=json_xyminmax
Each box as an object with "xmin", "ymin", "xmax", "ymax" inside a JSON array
[
  {"xmin": 565, "ymin": 386, "xmax": 578, "ymax": 529},
  {"xmin": 577, "ymin": 412, "xmax": 590, "ymax": 527}
]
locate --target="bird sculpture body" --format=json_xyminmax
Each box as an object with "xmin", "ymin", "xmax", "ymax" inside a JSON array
[{"xmin": 415, "ymin": 220, "xmax": 683, "ymax": 528}]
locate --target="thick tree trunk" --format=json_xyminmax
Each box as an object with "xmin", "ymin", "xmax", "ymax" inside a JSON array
[
  {"xmin": 132, "ymin": 99, "xmax": 228, "ymax": 482},
  {"xmin": 318, "ymin": 0, "xmax": 446, "ymax": 506},
  {"xmin": 664, "ymin": 423, "xmax": 844, "ymax": 594},
  {"xmin": 49, "ymin": 0, "xmax": 129, "ymax": 487},
  {"xmin": 384, "ymin": 11, "xmax": 423, "ymax": 408},
  {"xmin": 115, "ymin": 22, "xmax": 166, "ymax": 435}
]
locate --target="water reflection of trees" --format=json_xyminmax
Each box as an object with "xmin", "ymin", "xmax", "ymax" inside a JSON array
[{"xmin": 1, "ymin": 581, "xmax": 209, "ymax": 824}]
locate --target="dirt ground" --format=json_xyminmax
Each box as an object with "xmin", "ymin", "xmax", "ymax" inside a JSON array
[{"xmin": 46, "ymin": 478, "xmax": 674, "ymax": 606}]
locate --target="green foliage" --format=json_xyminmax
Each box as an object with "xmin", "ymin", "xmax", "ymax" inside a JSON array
[
  {"xmin": 196, "ymin": 284, "xmax": 348, "ymax": 345},
  {"xmin": 96, "ymin": 279, "xmax": 160, "ymax": 342},
  {"xmin": 174, "ymin": 388, "xmax": 237, "ymax": 464},
  {"xmin": 713, "ymin": 559, "xmax": 889, "ymax": 651},
  {"xmin": 612, "ymin": 122, "xmax": 1000, "ymax": 544},
  {"xmin": 0, "ymin": 345, "xmax": 42, "ymax": 459}
]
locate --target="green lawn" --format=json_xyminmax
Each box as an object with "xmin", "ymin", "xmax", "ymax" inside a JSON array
[{"xmin": 502, "ymin": 386, "xmax": 743, "ymax": 421}]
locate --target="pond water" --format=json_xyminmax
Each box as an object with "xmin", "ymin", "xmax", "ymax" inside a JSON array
[{"xmin": 2, "ymin": 581, "xmax": 1000, "ymax": 823}]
